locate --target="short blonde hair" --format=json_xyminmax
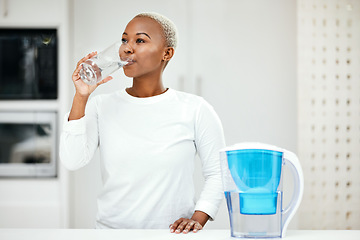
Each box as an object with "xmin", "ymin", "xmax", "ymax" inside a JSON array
[{"xmin": 134, "ymin": 12, "xmax": 178, "ymax": 49}]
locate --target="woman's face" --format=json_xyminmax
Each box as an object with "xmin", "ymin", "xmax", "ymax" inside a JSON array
[{"xmin": 120, "ymin": 17, "xmax": 167, "ymax": 78}]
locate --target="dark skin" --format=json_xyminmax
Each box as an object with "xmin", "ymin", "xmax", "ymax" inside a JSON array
[{"xmin": 70, "ymin": 16, "xmax": 209, "ymax": 233}]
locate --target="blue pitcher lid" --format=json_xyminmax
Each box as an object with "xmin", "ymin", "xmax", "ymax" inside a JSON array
[{"xmin": 220, "ymin": 142, "xmax": 284, "ymax": 153}]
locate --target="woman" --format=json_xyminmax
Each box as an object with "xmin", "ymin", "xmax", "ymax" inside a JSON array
[{"xmin": 60, "ymin": 12, "xmax": 225, "ymax": 234}]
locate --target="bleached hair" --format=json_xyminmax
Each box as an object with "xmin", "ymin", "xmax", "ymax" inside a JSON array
[{"xmin": 134, "ymin": 12, "xmax": 178, "ymax": 49}]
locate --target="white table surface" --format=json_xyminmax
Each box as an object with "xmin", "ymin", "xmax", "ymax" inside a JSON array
[{"xmin": 0, "ymin": 229, "xmax": 359, "ymax": 240}]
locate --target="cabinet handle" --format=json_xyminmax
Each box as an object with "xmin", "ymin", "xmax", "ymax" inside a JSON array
[
  {"xmin": 196, "ymin": 76, "xmax": 202, "ymax": 96},
  {"xmin": 178, "ymin": 76, "xmax": 185, "ymax": 91},
  {"xmin": 2, "ymin": 0, "xmax": 8, "ymax": 17}
]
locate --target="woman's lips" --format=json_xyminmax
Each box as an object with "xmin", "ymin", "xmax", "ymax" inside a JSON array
[{"xmin": 124, "ymin": 59, "xmax": 135, "ymax": 66}]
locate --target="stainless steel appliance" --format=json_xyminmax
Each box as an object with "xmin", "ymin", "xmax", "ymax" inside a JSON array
[{"xmin": 0, "ymin": 111, "xmax": 57, "ymax": 177}]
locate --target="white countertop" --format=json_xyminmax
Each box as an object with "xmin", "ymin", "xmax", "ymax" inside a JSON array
[{"xmin": 0, "ymin": 229, "xmax": 359, "ymax": 240}]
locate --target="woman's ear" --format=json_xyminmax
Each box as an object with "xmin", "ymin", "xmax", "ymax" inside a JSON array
[{"xmin": 163, "ymin": 47, "xmax": 175, "ymax": 62}]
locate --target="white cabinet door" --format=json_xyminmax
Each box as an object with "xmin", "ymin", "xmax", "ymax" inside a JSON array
[
  {"xmin": 191, "ymin": 0, "xmax": 297, "ymax": 151},
  {"xmin": 0, "ymin": 0, "xmax": 62, "ymax": 26},
  {"xmin": 190, "ymin": 1, "xmax": 297, "ymax": 230}
]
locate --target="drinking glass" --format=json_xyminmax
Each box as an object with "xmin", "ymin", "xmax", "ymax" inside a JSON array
[{"xmin": 79, "ymin": 41, "xmax": 128, "ymax": 85}]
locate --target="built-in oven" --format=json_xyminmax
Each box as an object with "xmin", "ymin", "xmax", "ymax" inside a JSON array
[
  {"xmin": 0, "ymin": 28, "xmax": 58, "ymax": 99},
  {"xmin": 0, "ymin": 111, "xmax": 57, "ymax": 177}
]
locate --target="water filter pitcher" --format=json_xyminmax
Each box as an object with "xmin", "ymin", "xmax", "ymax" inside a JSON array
[{"xmin": 220, "ymin": 142, "xmax": 304, "ymax": 238}]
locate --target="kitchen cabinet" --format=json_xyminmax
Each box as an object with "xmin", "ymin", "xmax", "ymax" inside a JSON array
[
  {"xmin": 189, "ymin": 1, "xmax": 297, "ymax": 228},
  {"xmin": 191, "ymin": 0, "xmax": 297, "ymax": 148},
  {"xmin": 0, "ymin": 0, "xmax": 63, "ymax": 25},
  {"xmin": 0, "ymin": 0, "xmax": 70, "ymax": 229}
]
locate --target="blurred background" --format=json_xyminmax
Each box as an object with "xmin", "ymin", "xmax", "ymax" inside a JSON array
[{"xmin": 0, "ymin": 0, "xmax": 358, "ymax": 230}]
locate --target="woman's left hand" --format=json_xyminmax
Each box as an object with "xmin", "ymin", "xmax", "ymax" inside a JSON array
[
  {"xmin": 170, "ymin": 211, "xmax": 209, "ymax": 234},
  {"xmin": 169, "ymin": 218, "xmax": 203, "ymax": 234}
]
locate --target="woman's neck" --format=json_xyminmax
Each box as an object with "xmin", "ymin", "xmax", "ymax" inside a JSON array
[{"xmin": 127, "ymin": 75, "xmax": 167, "ymax": 98}]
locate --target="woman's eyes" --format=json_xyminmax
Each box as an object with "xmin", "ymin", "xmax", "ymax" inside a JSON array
[
  {"xmin": 136, "ymin": 38, "xmax": 145, "ymax": 43},
  {"xmin": 121, "ymin": 38, "xmax": 145, "ymax": 44}
]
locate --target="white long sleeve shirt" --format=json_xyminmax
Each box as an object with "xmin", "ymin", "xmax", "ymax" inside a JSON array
[{"xmin": 59, "ymin": 88, "xmax": 226, "ymax": 229}]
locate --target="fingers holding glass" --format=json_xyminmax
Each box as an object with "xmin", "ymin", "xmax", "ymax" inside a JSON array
[{"xmin": 72, "ymin": 52, "xmax": 97, "ymax": 82}]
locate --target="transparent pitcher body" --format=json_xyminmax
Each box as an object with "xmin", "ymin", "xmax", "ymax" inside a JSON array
[
  {"xmin": 225, "ymin": 149, "xmax": 284, "ymax": 238},
  {"xmin": 220, "ymin": 143, "xmax": 304, "ymax": 239},
  {"xmin": 225, "ymin": 191, "xmax": 283, "ymax": 238}
]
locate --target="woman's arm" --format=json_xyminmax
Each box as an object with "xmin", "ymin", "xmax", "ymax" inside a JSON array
[
  {"xmin": 69, "ymin": 51, "xmax": 112, "ymax": 120},
  {"xmin": 68, "ymin": 93, "xmax": 89, "ymax": 120},
  {"xmin": 193, "ymin": 99, "xmax": 226, "ymax": 221},
  {"xmin": 170, "ymin": 99, "xmax": 226, "ymax": 234},
  {"xmin": 59, "ymin": 97, "xmax": 99, "ymax": 171},
  {"xmin": 59, "ymin": 52, "xmax": 113, "ymax": 170}
]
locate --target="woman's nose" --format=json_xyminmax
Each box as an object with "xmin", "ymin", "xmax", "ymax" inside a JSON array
[{"xmin": 123, "ymin": 43, "xmax": 134, "ymax": 54}]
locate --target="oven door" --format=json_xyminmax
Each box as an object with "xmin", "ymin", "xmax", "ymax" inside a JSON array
[
  {"xmin": 0, "ymin": 28, "xmax": 58, "ymax": 100},
  {"xmin": 0, "ymin": 111, "xmax": 56, "ymax": 177}
]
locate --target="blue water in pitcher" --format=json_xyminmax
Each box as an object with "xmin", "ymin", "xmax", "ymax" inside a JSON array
[{"xmin": 226, "ymin": 149, "xmax": 283, "ymax": 215}]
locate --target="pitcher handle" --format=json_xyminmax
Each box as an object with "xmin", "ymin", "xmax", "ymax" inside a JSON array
[{"xmin": 281, "ymin": 150, "xmax": 304, "ymax": 237}]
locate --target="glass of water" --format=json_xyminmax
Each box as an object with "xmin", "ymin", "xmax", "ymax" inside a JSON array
[{"xmin": 79, "ymin": 41, "xmax": 128, "ymax": 85}]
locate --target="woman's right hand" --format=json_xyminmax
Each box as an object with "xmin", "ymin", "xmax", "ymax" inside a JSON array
[{"xmin": 72, "ymin": 52, "xmax": 113, "ymax": 97}]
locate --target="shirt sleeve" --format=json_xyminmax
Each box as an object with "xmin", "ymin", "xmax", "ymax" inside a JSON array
[
  {"xmin": 194, "ymin": 99, "xmax": 226, "ymax": 221},
  {"xmin": 59, "ymin": 96, "xmax": 99, "ymax": 171}
]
